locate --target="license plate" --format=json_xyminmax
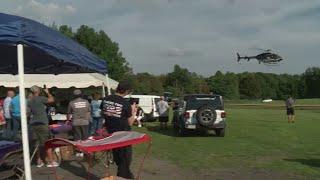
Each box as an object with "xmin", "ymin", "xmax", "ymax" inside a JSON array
[{"xmin": 186, "ymin": 125, "xmax": 196, "ymax": 129}]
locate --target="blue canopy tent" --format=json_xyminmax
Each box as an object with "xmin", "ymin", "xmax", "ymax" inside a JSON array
[{"xmin": 0, "ymin": 13, "xmax": 109, "ymax": 179}]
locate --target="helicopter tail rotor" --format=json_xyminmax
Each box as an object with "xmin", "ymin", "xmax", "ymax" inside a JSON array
[{"xmin": 236, "ymin": 53, "xmax": 241, "ymax": 62}]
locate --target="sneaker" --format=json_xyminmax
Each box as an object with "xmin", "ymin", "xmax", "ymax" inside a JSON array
[
  {"xmin": 46, "ymin": 161, "xmax": 59, "ymax": 168},
  {"xmin": 138, "ymin": 124, "xmax": 142, "ymax": 128},
  {"xmin": 79, "ymin": 153, "xmax": 84, "ymax": 157},
  {"xmin": 36, "ymin": 162, "xmax": 44, "ymax": 168},
  {"xmin": 54, "ymin": 147, "xmax": 60, "ymax": 153},
  {"xmin": 88, "ymin": 136, "xmax": 94, "ymax": 140}
]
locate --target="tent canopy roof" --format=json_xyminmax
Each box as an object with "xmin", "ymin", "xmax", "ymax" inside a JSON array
[
  {"xmin": 0, "ymin": 73, "xmax": 118, "ymax": 89},
  {"xmin": 0, "ymin": 13, "xmax": 107, "ymax": 74}
]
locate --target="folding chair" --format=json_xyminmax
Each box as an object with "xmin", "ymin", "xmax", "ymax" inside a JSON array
[{"xmin": 0, "ymin": 149, "xmax": 24, "ymax": 180}]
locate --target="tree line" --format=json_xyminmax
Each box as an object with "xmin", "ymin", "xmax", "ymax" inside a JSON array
[
  {"xmin": 55, "ymin": 24, "xmax": 320, "ymax": 100},
  {"xmin": 129, "ymin": 65, "xmax": 320, "ymax": 100}
]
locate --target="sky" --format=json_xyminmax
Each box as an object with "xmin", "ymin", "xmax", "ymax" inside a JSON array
[{"xmin": 1, "ymin": 0, "xmax": 320, "ymax": 76}]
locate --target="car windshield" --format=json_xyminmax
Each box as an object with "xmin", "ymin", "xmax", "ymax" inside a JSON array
[{"xmin": 185, "ymin": 96, "xmax": 223, "ymax": 110}]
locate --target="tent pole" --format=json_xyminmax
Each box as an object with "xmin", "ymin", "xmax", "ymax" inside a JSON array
[
  {"xmin": 102, "ymin": 83, "xmax": 106, "ymax": 97},
  {"xmin": 105, "ymin": 74, "xmax": 111, "ymax": 95},
  {"xmin": 17, "ymin": 44, "xmax": 32, "ymax": 180}
]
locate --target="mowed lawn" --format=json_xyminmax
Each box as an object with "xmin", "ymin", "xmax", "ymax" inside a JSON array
[
  {"xmin": 133, "ymin": 108, "xmax": 320, "ymax": 178},
  {"xmin": 226, "ymin": 98, "xmax": 320, "ymax": 105}
]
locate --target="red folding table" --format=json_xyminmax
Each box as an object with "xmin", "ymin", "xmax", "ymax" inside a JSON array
[{"xmin": 45, "ymin": 131, "xmax": 152, "ymax": 180}]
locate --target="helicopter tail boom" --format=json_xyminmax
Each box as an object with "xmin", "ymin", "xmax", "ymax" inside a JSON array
[{"xmin": 237, "ymin": 53, "xmax": 255, "ymax": 62}]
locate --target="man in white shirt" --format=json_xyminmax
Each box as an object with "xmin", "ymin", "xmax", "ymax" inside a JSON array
[
  {"xmin": 156, "ymin": 96, "xmax": 169, "ymax": 129},
  {"xmin": 3, "ymin": 89, "xmax": 15, "ymax": 138}
]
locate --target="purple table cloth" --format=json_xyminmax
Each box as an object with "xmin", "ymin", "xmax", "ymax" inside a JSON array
[{"xmin": 0, "ymin": 140, "xmax": 21, "ymax": 160}]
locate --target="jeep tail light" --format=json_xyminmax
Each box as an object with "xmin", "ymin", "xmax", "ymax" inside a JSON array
[
  {"xmin": 221, "ymin": 112, "xmax": 226, "ymax": 118},
  {"xmin": 184, "ymin": 112, "xmax": 190, "ymax": 119}
]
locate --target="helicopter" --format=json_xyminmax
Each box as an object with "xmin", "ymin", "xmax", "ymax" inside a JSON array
[{"xmin": 236, "ymin": 48, "xmax": 283, "ymax": 65}]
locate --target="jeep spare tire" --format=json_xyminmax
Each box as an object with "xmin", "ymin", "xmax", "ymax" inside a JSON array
[{"xmin": 196, "ymin": 105, "xmax": 216, "ymax": 126}]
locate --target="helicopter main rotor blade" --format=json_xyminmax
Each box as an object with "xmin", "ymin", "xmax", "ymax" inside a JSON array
[{"xmin": 250, "ymin": 48, "xmax": 272, "ymax": 52}]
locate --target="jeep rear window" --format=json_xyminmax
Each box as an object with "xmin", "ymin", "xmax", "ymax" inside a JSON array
[{"xmin": 185, "ymin": 97, "xmax": 223, "ymax": 110}]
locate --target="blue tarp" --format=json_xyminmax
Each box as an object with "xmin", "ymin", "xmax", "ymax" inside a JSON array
[{"xmin": 0, "ymin": 13, "xmax": 107, "ymax": 74}]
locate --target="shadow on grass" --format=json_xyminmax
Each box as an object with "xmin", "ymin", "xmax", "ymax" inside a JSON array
[
  {"xmin": 145, "ymin": 124, "xmax": 216, "ymax": 137},
  {"xmin": 284, "ymin": 159, "xmax": 320, "ymax": 168},
  {"xmin": 58, "ymin": 160, "xmax": 101, "ymax": 180}
]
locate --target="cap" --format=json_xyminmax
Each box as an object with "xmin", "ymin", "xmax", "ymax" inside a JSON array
[
  {"xmin": 73, "ymin": 89, "xmax": 82, "ymax": 96},
  {"xmin": 30, "ymin": 85, "xmax": 41, "ymax": 93},
  {"xmin": 116, "ymin": 80, "xmax": 132, "ymax": 92}
]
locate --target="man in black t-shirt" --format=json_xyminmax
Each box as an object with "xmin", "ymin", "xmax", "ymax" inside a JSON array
[{"xmin": 100, "ymin": 80, "xmax": 136, "ymax": 179}]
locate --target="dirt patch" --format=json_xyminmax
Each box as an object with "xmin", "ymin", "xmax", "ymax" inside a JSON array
[{"xmin": 32, "ymin": 157, "xmax": 310, "ymax": 180}]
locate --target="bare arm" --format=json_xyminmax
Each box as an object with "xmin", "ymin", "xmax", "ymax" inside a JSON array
[
  {"xmin": 67, "ymin": 103, "xmax": 72, "ymax": 121},
  {"xmin": 87, "ymin": 101, "xmax": 91, "ymax": 121},
  {"xmin": 44, "ymin": 88, "xmax": 54, "ymax": 103},
  {"xmin": 67, "ymin": 114, "xmax": 71, "ymax": 121},
  {"xmin": 128, "ymin": 103, "xmax": 137, "ymax": 126}
]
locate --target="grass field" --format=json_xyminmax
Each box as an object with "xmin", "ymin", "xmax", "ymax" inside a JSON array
[
  {"xmin": 133, "ymin": 107, "xmax": 320, "ymax": 179},
  {"xmin": 225, "ymin": 98, "xmax": 320, "ymax": 105}
]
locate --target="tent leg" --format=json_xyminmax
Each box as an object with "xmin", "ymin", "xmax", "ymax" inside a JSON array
[
  {"xmin": 102, "ymin": 83, "xmax": 106, "ymax": 98},
  {"xmin": 105, "ymin": 74, "xmax": 111, "ymax": 95},
  {"xmin": 17, "ymin": 44, "xmax": 32, "ymax": 180}
]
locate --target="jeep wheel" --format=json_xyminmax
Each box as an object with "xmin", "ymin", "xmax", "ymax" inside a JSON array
[
  {"xmin": 215, "ymin": 128, "xmax": 225, "ymax": 137},
  {"xmin": 196, "ymin": 105, "xmax": 216, "ymax": 127}
]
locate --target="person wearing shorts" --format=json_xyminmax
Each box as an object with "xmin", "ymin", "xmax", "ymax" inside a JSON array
[
  {"xmin": 156, "ymin": 96, "xmax": 169, "ymax": 129},
  {"xmin": 68, "ymin": 89, "xmax": 91, "ymax": 157},
  {"xmin": 28, "ymin": 85, "xmax": 56, "ymax": 167},
  {"xmin": 286, "ymin": 96, "xmax": 295, "ymax": 123}
]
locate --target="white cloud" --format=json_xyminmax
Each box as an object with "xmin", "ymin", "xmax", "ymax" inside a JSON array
[
  {"xmin": 11, "ymin": 0, "xmax": 77, "ymax": 23},
  {"xmin": 240, "ymin": 1, "xmax": 320, "ymax": 27},
  {"xmin": 166, "ymin": 48, "xmax": 203, "ymax": 58},
  {"xmin": 0, "ymin": 0, "xmax": 319, "ymax": 75},
  {"xmin": 65, "ymin": 5, "xmax": 76, "ymax": 13}
]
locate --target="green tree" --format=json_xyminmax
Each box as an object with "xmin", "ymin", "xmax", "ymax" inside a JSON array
[
  {"xmin": 59, "ymin": 25, "xmax": 74, "ymax": 39},
  {"xmin": 163, "ymin": 65, "xmax": 209, "ymax": 96},
  {"xmin": 239, "ymin": 73, "xmax": 262, "ymax": 99},
  {"xmin": 207, "ymin": 71, "xmax": 239, "ymax": 99},
  {"xmin": 190, "ymin": 73, "xmax": 210, "ymax": 94},
  {"xmin": 73, "ymin": 25, "xmax": 131, "ymax": 81},
  {"xmin": 224, "ymin": 72, "xmax": 240, "ymax": 99},
  {"xmin": 131, "ymin": 73, "xmax": 164, "ymax": 95},
  {"xmin": 303, "ymin": 67, "xmax": 320, "ymax": 98},
  {"xmin": 165, "ymin": 65, "xmax": 192, "ymax": 96}
]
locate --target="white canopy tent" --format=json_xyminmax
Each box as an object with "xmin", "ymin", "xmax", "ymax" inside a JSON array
[{"xmin": 0, "ymin": 73, "xmax": 118, "ymax": 96}]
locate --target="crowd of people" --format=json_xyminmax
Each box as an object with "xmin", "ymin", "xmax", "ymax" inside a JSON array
[{"xmin": 0, "ymin": 81, "xmax": 151, "ymax": 179}]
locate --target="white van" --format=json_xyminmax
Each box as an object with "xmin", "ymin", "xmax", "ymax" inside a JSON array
[{"xmin": 124, "ymin": 95, "xmax": 161, "ymax": 121}]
